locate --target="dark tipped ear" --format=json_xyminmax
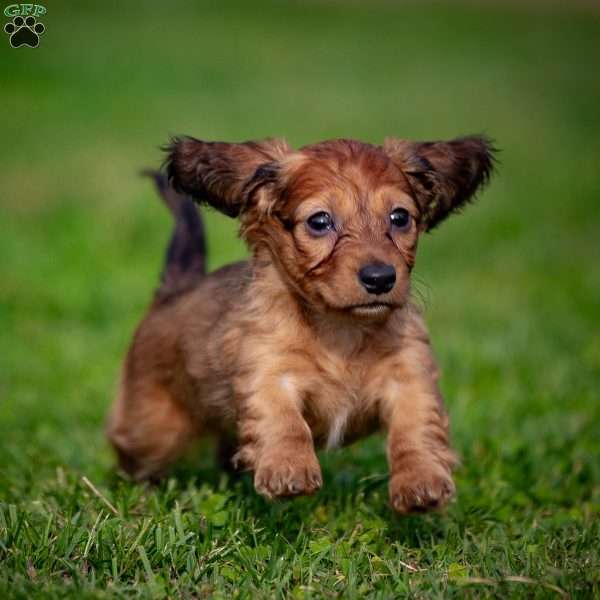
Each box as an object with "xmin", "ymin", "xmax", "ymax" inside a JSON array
[
  {"xmin": 164, "ymin": 137, "xmax": 290, "ymax": 217},
  {"xmin": 384, "ymin": 135, "xmax": 496, "ymax": 230}
]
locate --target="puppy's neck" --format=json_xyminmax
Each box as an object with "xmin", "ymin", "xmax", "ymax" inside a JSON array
[{"xmin": 302, "ymin": 301, "xmax": 404, "ymax": 355}]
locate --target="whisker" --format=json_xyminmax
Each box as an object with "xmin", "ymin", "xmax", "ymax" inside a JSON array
[{"xmin": 410, "ymin": 275, "xmax": 433, "ymax": 311}]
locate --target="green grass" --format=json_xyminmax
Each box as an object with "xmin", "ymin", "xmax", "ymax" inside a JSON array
[{"xmin": 1, "ymin": 1, "xmax": 599, "ymax": 597}]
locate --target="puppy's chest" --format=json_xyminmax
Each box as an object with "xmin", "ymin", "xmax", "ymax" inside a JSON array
[{"xmin": 303, "ymin": 354, "xmax": 382, "ymax": 450}]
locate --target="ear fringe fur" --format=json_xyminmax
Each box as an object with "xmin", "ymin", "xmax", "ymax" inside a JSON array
[
  {"xmin": 384, "ymin": 135, "xmax": 498, "ymax": 230},
  {"xmin": 163, "ymin": 136, "xmax": 291, "ymax": 219}
]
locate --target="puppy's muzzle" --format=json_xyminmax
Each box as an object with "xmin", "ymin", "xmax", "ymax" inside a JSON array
[{"xmin": 358, "ymin": 263, "xmax": 396, "ymax": 295}]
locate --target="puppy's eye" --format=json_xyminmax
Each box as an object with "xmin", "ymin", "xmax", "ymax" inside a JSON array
[
  {"xmin": 306, "ymin": 211, "xmax": 334, "ymax": 235},
  {"xmin": 390, "ymin": 207, "xmax": 411, "ymax": 231}
]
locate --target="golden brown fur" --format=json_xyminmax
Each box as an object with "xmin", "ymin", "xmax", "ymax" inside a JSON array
[{"xmin": 107, "ymin": 135, "xmax": 495, "ymax": 513}]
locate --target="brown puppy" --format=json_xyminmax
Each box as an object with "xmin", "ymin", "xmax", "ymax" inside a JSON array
[{"xmin": 107, "ymin": 135, "xmax": 495, "ymax": 513}]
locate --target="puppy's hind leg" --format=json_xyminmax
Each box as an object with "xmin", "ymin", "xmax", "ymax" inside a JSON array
[{"xmin": 107, "ymin": 381, "xmax": 195, "ymax": 481}]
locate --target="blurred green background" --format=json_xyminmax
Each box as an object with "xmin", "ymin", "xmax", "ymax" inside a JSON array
[{"xmin": 1, "ymin": 1, "xmax": 599, "ymax": 597}]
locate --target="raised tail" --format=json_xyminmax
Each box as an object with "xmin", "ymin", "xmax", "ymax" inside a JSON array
[{"xmin": 144, "ymin": 170, "xmax": 207, "ymax": 304}]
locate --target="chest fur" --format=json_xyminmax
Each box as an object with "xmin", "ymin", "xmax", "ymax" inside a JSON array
[{"xmin": 300, "ymin": 349, "xmax": 385, "ymax": 450}]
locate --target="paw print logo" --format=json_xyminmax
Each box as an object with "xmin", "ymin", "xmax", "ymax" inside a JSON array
[{"xmin": 4, "ymin": 15, "xmax": 45, "ymax": 48}]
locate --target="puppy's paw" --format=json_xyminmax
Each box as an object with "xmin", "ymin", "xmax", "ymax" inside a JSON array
[
  {"xmin": 389, "ymin": 464, "xmax": 455, "ymax": 514},
  {"xmin": 254, "ymin": 448, "xmax": 322, "ymax": 499}
]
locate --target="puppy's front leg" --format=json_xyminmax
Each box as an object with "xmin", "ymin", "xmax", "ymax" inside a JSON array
[
  {"xmin": 234, "ymin": 376, "xmax": 322, "ymax": 499},
  {"xmin": 379, "ymin": 350, "xmax": 457, "ymax": 514}
]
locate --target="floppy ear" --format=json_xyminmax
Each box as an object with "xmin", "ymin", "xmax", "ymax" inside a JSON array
[
  {"xmin": 165, "ymin": 137, "xmax": 291, "ymax": 217},
  {"xmin": 383, "ymin": 135, "xmax": 496, "ymax": 230}
]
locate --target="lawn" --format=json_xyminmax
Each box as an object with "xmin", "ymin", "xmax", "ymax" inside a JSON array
[{"xmin": 1, "ymin": 1, "xmax": 599, "ymax": 597}]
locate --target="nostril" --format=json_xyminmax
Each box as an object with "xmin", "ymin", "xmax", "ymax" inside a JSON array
[{"xmin": 358, "ymin": 263, "xmax": 396, "ymax": 295}]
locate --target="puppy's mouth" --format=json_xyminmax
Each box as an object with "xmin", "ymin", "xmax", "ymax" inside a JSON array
[{"xmin": 345, "ymin": 302, "xmax": 395, "ymax": 318}]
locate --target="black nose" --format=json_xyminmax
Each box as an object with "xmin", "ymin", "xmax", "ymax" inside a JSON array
[{"xmin": 358, "ymin": 263, "xmax": 396, "ymax": 295}]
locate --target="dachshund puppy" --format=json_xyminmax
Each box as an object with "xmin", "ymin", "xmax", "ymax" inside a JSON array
[{"xmin": 107, "ymin": 135, "xmax": 495, "ymax": 513}]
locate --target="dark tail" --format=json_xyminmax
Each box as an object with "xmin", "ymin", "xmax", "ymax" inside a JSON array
[{"xmin": 144, "ymin": 170, "xmax": 207, "ymax": 304}]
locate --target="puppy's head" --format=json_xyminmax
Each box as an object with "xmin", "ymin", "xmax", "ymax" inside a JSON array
[{"xmin": 166, "ymin": 135, "xmax": 495, "ymax": 320}]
